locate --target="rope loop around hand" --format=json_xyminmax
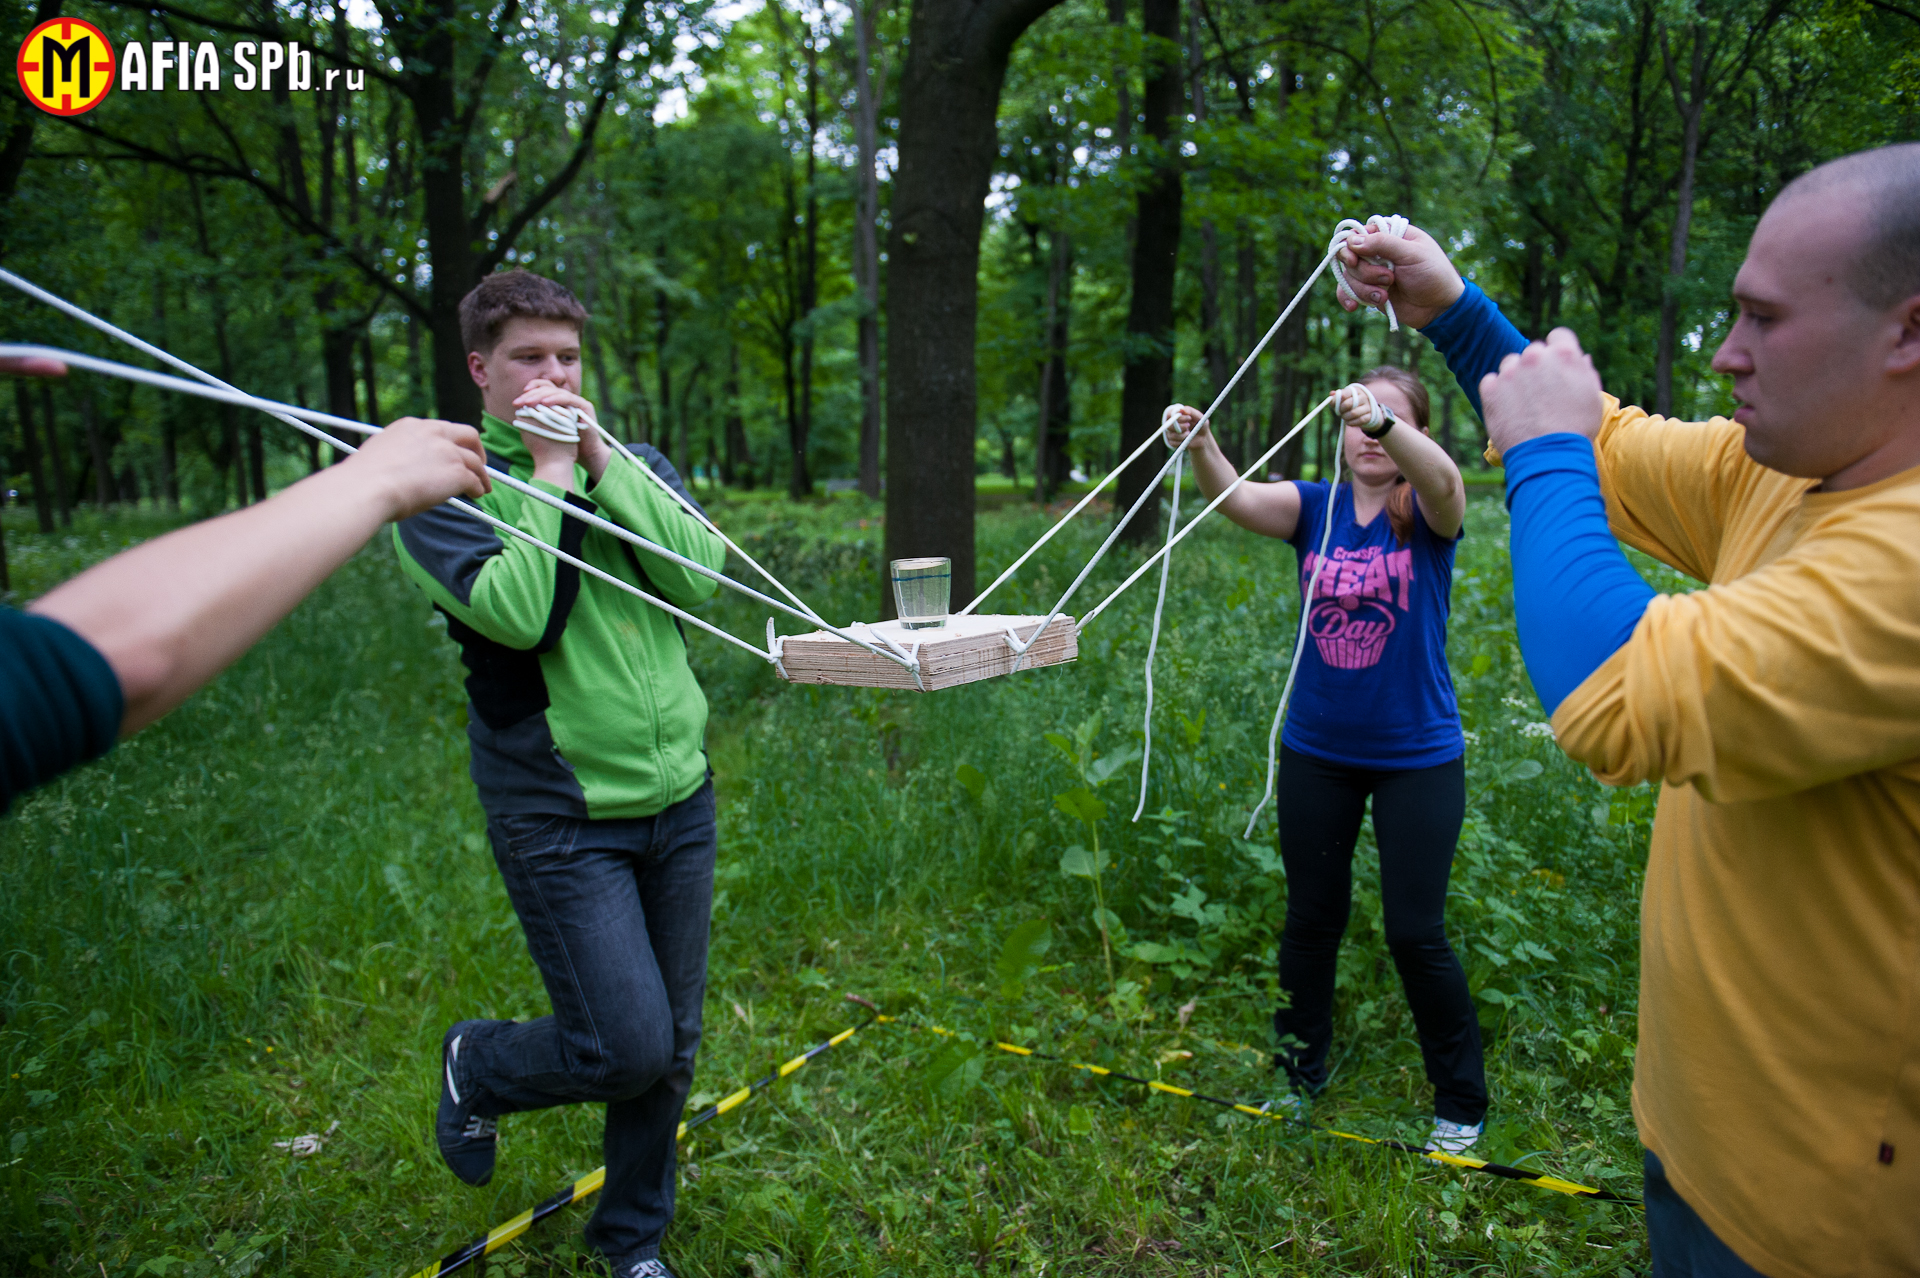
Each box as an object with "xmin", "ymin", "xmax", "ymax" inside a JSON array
[
  {"xmin": 1334, "ymin": 382, "xmax": 1387, "ymax": 430},
  {"xmin": 1329, "ymin": 215, "xmax": 1411, "ymax": 331},
  {"xmin": 515, "ymin": 403, "xmax": 583, "ymax": 443}
]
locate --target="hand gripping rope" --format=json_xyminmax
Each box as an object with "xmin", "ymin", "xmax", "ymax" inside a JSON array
[{"xmin": 402, "ymin": 997, "xmax": 1638, "ymax": 1277}]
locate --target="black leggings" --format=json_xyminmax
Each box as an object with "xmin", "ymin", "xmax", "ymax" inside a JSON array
[{"xmin": 1273, "ymin": 745, "xmax": 1487, "ymax": 1125}]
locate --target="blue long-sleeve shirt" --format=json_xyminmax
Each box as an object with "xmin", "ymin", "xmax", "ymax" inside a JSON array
[{"xmin": 1419, "ymin": 282, "xmax": 1656, "ymax": 713}]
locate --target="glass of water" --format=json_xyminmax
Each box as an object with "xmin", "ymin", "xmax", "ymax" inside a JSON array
[{"xmin": 891, "ymin": 557, "xmax": 951, "ymax": 630}]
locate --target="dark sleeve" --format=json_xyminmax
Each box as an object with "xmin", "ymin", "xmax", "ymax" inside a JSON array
[
  {"xmin": 1418, "ymin": 281, "xmax": 1531, "ymax": 420},
  {"xmin": 1504, "ymin": 433, "xmax": 1657, "ymax": 715},
  {"xmin": 629, "ymin": 443, "xmax": 708, "ymax": 520},
  {"xmin": 1, "ymin": 606, "xmax": 124, "ymax": 816}
]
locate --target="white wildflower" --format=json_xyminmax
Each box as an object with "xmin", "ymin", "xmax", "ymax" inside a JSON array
[
  {"xmin": 274, "ymin": 1120, "xmax": 339, "ymax": 1157},
  {"xmin": 1519, "ymin": 722, "xmax": 1556, "ymax": 740}
]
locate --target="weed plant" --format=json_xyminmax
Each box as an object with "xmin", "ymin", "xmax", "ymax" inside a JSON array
[{"xmin": 1, "ymin": 493, "xmax": 1682, "ymax": 1275}]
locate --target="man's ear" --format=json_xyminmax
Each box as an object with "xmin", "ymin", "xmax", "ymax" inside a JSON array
[
  {"xmin": 467, "ymin": 349, "xmax": 489, "ymax": 389},
  {"xmin": 1889, "ymin": 294, "xmax": 1920, "ymax": 376}
]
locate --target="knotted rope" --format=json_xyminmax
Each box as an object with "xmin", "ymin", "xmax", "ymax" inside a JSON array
[{"xmin": 1329, "ymin": 215, "xmax": 1411, "ymax": 331}]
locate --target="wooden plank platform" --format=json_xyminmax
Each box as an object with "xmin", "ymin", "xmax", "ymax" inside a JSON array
[{"xmin": 775, "ymin": 614, "xmax": 1079, "ymax": 691}]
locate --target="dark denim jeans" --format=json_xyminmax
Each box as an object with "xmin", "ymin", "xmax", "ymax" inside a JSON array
[
  {"xmin": 462, "ymin": 780, "xmax": 716, "ymax": 1267},
  {"xmin": 1646, "ymin": 1149, "xmax": 1770, "ymax": 1277}
]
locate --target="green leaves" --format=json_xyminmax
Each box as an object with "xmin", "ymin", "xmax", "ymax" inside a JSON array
[
  {"xmin": 1054, "ymin": 788, "xmax": 1107, "ymax": 826},
  {"xmin": 922, "ymin": 1039, "xmax": 983, "ymax": 1099},
  {"xmin": 996, "ymin": 920, "xmax": 1053, "ymax": 1000},
  {"xmin": 1066, "ymin": 1104, "xmax": 1094, "ymax": 1136},
  {"xmin": 1058, "ymin": 844, "xmax": 1110, "ymax": 880},
  {"xmin": 1496, "ymin": 758, "xmax": 1543, "ymax": 785},
  {"xmin": 1084, "ymin": 744, "xmax": 1142, "ymax": 788},
  {"xmin": 954, "ymin": 762, "xmax": 987, "ymax": 802}
]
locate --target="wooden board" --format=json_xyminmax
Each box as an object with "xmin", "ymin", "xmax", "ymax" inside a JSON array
[{"xmin": 776, "ymin": 614, "xmax": 1079, "ymax": 691}]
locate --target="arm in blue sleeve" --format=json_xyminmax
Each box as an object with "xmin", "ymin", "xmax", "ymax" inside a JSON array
[
  {"xmin": 1, "ymin": 607, "xmax": 124, "ymax": 815},
  {"xmin": 1504, "ymin": 434, "xmax": 1658, "ymax": 715},
  {"xmin": 1418, "ymin": 282, "xmax": 1530, "ymax": 419}
]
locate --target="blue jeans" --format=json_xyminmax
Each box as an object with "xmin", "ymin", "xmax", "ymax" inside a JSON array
[
  {"xmin": 1646, "ymin": 1149, "xmax": 1769, "ymax": 1277},
  {"xmin": 462, "ymin": 781, "xmax": 717, "ymax": 1266}
]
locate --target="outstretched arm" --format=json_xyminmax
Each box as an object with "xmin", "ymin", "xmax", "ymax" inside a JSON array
[
  {"xmin": 30, "ymin": 417, "xmax": 490, "ymax": 734},
  {"xmin": 1160, "ymin": 405, "xmax": 1303, "ymax": 539}
]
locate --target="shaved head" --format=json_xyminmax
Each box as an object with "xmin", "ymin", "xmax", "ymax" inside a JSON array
[{"xmin": 1778, "ymin": 143, "xmax": 1920, "ymax": 309}]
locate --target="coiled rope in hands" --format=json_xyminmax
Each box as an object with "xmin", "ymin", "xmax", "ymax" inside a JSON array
[{"xmin": 1330, "ymin": 215, "xmax": 1411, "ymax": 331}]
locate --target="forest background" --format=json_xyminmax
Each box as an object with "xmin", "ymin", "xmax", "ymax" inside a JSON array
[
  {"xmin": 1, "ymin": 0, "xmax": 1916, "ymax": 603},
  {"xmin": 3, "ymin": 0, "xmax": 1920, "ymax": 1275}
]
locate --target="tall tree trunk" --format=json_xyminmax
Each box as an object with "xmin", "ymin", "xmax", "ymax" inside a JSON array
[
  {"xmin": 1656, "ymin": 24, "xmax": 1706, "ymax": 417},
  {"xmin": 17, "ymin": 381, "xmax": 53, "ymax": 534},
  {"xmin": 361, "ymin": 329, "xmax": 381, "ymax": 425},
  {"xmin": 1189, "ymin": 8, "xmax": 1230, "ymax": 460},
  {"xmin": 80, "ymin": 384, "xmax": 113, "ymax": 508},
  {"xmin": 724, "ymin": 343, "xmax": 750, "ymax": 489},
  {"xmin": 152, "ymin": 274, "xmax": 179, "ymax": 507},
  {"xmin": 0, "ymin": 0, "xmax": 63, "ymax": 234},
  {"xmin": 321, "ymin": 322, "xmax": 359, "ymax": 464},
  {"xmin": 853, "ymin": 0, "xmax": 884, "ymax": 498},
  {"xmin": 794, "ymin": 22, "xmax": 820, "ymax": 500},
  {"xmin": 1233, "ymin": 222, "xmax": 1260, "ymax": 464},
  {"xmin": 41, "ymin": 384, "xmax": 71, "ymax": 527},
  {"xmin": 1113, "ymin": 0, "xmax": 1184, "ymax": 542},
  {"xmin": 655, "ymin": 284, "xmax": 673, "ymax": 463},
  {"xmin": 1034, "ymin": 228, "xmax": 1073, "ymax": 502},
  {"xmin": 883, "ymin": 0, "xmax": 1068, "ymax": 611}
]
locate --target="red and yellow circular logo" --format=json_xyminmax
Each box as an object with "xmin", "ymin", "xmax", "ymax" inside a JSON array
[{"xmin": 16, "ymin": 17, "xmax": 114, "ymax": 116}]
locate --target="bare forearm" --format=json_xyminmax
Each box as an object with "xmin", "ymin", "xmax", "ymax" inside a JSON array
[
  {"xmin": 30, "ymin": 465, "xmax": 391, "ymax": 734},
  {"xmin": 1379, "ymin": 423, "xmax": 1465, "ymax": 535}
]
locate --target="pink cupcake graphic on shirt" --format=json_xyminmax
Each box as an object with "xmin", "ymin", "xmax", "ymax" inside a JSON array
[{"xmin": 1310, "ymin": 596, "xmax": 1397, "ymax": 669}]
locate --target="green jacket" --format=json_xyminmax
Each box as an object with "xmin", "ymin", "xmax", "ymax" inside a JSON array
[{"xmin": 394, "ymin": 413, "xmax": 726, "ymax": 819}]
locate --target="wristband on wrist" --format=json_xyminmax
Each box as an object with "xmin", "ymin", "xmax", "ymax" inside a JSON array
[{"xmin": 1360, "ymin": 407, "xmax": 1398, "ymax": 440}]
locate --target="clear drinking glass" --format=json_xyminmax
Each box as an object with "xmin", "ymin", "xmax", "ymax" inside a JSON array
[{"xmin": 891, "ymin": 557, "xmax": 951, "ymax": 629}]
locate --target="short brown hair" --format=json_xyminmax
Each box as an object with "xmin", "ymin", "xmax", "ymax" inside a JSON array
[
  {"xmin": 1779, "ymin": 143, "xmax": 1920, "ymax": 310},
  {"xmin": 1357, "ymin": 365, "xmax": 1433, "ymax": 545},
  {"xmin": 458, "ymin": 269, "xmax": 588, "ymax": 356}
]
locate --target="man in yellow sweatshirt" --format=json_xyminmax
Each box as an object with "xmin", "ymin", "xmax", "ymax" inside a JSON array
[{"xmin": 1336, "ymin": 144, "xmax": 1920, "ymax": 1275}]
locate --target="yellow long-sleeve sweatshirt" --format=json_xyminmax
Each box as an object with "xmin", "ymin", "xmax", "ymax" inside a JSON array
[{"xmin": 1548, "ymin": 400, "xmax": 1920, "ymax": 1276}]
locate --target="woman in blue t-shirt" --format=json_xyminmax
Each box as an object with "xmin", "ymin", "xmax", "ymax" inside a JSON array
[{"xmin": 1163, "ymin": 366, "xmax": 1485, "ymax": 1153}]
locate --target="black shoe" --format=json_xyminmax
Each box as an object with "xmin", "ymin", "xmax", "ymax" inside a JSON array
[{"xmin": 436, "ymin": 1021, "xmax": 498, "ymax": 1186}]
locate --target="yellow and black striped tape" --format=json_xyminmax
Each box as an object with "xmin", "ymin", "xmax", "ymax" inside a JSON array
[
  {"xmin": 901, "ymin": 1020, "xmax": 1638, "ymax": 1204},
  {"xmin": 403, "ymin": 1000, "xmax": 1635, "ymax": 1276},
  {"xmin": 402, "ymin": 1015, "xmax": 877, "ymax": 1278}
]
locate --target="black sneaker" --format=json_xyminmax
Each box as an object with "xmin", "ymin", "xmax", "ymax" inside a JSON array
[{"xmin": 436, "ymin": 1021, "xmax": 498, "ymax": 1186}]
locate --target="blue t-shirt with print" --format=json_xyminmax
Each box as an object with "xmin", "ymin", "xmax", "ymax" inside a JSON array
[{"xmin": 1280, "ymin": 481, "xmax": 1464, "ymax": 770}]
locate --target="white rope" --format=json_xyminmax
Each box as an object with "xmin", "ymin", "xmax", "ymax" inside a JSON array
[
  {"xmin": 1132, "ymin": 450, "xmax": 1180, "ymax": 823},
  {"xmin": 1075, "ymin": 393, "xmax": 1336, "ymax": 631},
  {"xmin": 1243, "ymin": 427, "xmax": 1344, "ymax": 839},
  {"xmin": 0, "ymin": 268, "xmax": 903, "ymax": 666},
  {"xmin": 1329, "ymin": 215, "xmax": 1411, "ymax": 331},
  {"xmin": 517, "ymin": 401, "xmax": 840, "ymax": 633},
  {"xmin": 962, "ymin": 242, "xmax": 1339, "ymax": 621},
  {"xmin": 993, "ymin": 211, "xmax": 1404, "ymax": 659},
  {"xmin": 0, "ymin": 344, "xmax": 783, "ymax": 664}
]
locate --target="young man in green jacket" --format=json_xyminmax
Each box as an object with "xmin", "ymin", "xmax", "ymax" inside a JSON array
[{"xmin": 394, "ymin": 269, "xmax": 725, "ymax": 1278}]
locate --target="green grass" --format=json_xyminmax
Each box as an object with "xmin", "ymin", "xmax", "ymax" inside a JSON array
[{"xmin": 2, "ymin": 492, "xmax": 1672, "ymax": 1276}]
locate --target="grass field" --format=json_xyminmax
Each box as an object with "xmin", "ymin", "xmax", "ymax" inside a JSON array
[{"xmin": 1, "ymin": 492, "xmax": 1680, "ymax": 1277}]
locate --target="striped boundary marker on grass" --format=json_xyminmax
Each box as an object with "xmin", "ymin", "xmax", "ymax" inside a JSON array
[{"xmin": 402, "ymin": 998, "xmax": 1637, "ymax": 1276}]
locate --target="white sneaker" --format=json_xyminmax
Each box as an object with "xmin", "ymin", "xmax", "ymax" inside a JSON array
[
  {"xmin": 1257, "ymin": 1091, "xmax": 1307, "ymax": 1121},
  {"xmin": 1425, "ymin": 1118, "xmax": 1483, "ymax": 1154}
]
